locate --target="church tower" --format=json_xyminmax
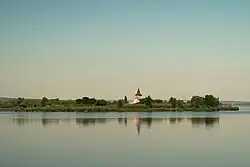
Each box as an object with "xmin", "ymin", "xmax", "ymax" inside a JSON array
[
  {"xmin": 135, "ymin": 88, "xmax": 142, "ymax": 98},
  {"xmin": 132, "ymin": 88, "xmax": 142, "ymax": 104}
]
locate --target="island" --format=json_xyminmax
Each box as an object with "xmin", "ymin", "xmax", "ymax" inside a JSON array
[{"xmin": 0, "ymin": 88, "xmax": 239, "ymax": 112}]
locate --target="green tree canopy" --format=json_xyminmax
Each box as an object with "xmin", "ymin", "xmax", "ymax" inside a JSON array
[
  {"xmin": 82, "ymin": 97, "xmax": 97, "ymax": 105},
  {"xmin": 41, "ymin": 97, "xmax": 49, "ymax": 107},
  {"xmin": 153, "ymin": 99, "xmax": 163, "ymax": 103},
  {"xmin": 177, "ymin": 99, "xmax": 184, "ymax": 108},
  {"xmin": 169, "ymin": 97, "xmax": 177, "ymax": 108},
  {"xmin": 146, "ymin": 95, "xmax": 153, "ymax": 108},
  {"xmin": 124, "ymin": 96, "xmax": 128, "ymax": 104},
  {"xmin": 76, "ymin": 99, "xmax": 83, "ymax": 104},
  {"xmin": 117, "ymin": 99, "xmax": 124, "ymax": 108},
  {"xmin": 190, "ymin": 96, "xmax": 205, "ymax": 108},
  {"xmin": 95, "ymin": 99, "xmax": 108, "ymax": 106},
  {"xmin": 139, "ymin": 96, "xmax": 152, "ymax": 108},
  {"xmin": 204, "ymin": 95, "xmax": 219, "ymax": 107},
  {"xmin": 16, "ymin": 97, "xmax": 25, "ymax": 107}
]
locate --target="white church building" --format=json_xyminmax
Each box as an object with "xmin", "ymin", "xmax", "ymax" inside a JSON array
[{"xmin": 131, "ymin": 88, "xmax": 143, "ymax": 104}]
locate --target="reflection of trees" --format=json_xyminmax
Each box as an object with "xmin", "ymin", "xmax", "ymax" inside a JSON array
[
  {"xmin": 40, "ymin": 112, "xmax": 61, "ymax": 127},
  {"xmin": 118, "ymin": 118, "xmax": 123, "ymax": 124},
  {"xmin": 12, "ymin": 116, "xmax": 110, "ymax": 127},
  {"xmin": 136, "ymin": 122, "xmax": 141, "ymax": 136},
  {"xmin": 133, "ymin": 117, "xmax": 219, "ymax": 134},
  {"xmin": 169, "ymin": 117, "xmax": 177, "ymax": 124},
  {"xmin": 12, "ymin": 115, "xmax": 32, "ymax": 126},
  {"xmin": 41, "ymin": 118, "xmax": 60, "ymax": 127},
  {"xmin": 141, "ymin": 117, "xmax": 153, "ymax": 128},
  {"xmin": 168, "ymin": 117, "xmax": 185, "ymax": 124},
  {"xmin": 124, "ymin": 118, "xmax": 127, "ymax": 127},
  {"xmin": 189, "ymin": 117, "xmax": 219, "ymax": 128},
  {"xmin": 205, "ymin": 117, "xmax": 219, "ymax": 127},
  {"xmin": 12, "ymin": 117, "xmax": 25, "ymax": 126},
  {"xmin": 76, "ymin": 118, "xmax": 107, "ymax": 127},
  {"xmin": 145, "ymin": 117, "xmax": 152, "ymax": 128},
  {"xmin": 116, "ymin": 118, "xmax": 128, "ymax": 127},
  {"xmin": 11, "ymin": 114, "xmax": 220, "ymax": 130}
]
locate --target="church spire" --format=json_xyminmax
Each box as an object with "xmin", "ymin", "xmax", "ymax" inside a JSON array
[
  {"xmin": 135, "ymin": 88, "xmax": 142, "ymax": 96},
  {"xmin": 131, "ymin": 88, "xmax": 143, "ymax": 104}
]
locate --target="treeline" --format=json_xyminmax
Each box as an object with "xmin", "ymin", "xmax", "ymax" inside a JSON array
[
  {"xmin": 76, "ymin": 97, "xmax": 109, "ymax": 106},
  {"xmin": 73, "ymin": 94, "xmax": 230, "ymax": 111},
  {"xmin": 0, "ymin": 97, "xmax": 69, "ymax": 109},
  {"xmin": 0, "ymin": 94, "xmax": 238, "ymax": 112},
  {"xmin": 0, "ymin": 96, "xmax": 113, "ymax": 109},
  {"xmin": 133, "ymin": 95, "xmax": 220, "ymax": 109}
]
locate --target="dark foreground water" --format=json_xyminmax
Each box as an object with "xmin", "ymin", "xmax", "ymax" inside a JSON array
[{"xmin": 1, "ymin": 111, "xmax": 250, "ymax": 167}]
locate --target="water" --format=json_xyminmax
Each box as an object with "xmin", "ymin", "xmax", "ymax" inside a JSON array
[{"xmin": 1, "ymin": 111, "xmax": 250, "ymax": 167}]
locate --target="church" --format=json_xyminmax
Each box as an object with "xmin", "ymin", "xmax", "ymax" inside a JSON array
[{"xmin": 131, "ymin": 88, "xmax": 143, "ymax": 104}]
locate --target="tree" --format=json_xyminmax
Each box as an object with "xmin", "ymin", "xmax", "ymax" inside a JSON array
[
  {"xmin": 124, "ymin": 96, "xmax": 128, "ymax": 104},
  {"xmin": 82, "ymin": 97, "xmax": 90, "ymax": 104},
  {"xmin": 76, "ymin": 99, "xmax": 83, "ymax": 104},
  {"xmin": 16, "ymin": 97, "xmax": 24, "ymax": 107},
  {"xmin": 177, "ymin": 100, "xmax": 184, "ymax": 108},
  {"xmin": 41, "ymin": 97, "xmax": 49, "ymax": 107},
  {"xmin": 153, "ymin": 99, "xmax": 163, "ymax": 103},
  {"xmin": 169, "ymin": 97, "xmax": 177, "ymax": 108},
  {"xmin": 95, "ymin": 99, "xmax": 108, "ymax": 106},
  {"xmin": 82, "ymin": 97, "xmax": 97, "ymax": 105},
  {"xmin": 139, "ymin": 96, "xmax": 153, "ymax": 108},
  {"xmin": 190, "ymin": 96, "xmax": 205, "ymax": 108},
  {"xmin": 20, "ymin": 100, "xmax": 29, "ymax": 108},
  {"xmin": 204, "ymin": 95, "xmax": 219, "ymax": 107},
  {"xmin": 89, "ymin": 98, "xmax": 97, "ymax": 105},
  {"xmin": 54, "ymin": 98, "xmax": 60, "ymax": 104},
  {"xmin": 117, "ymin": 99, "xmax": 124, "ymax": 108},
  {"xmin": 145, "ymin": 96, "xmax": 153, "ymax": 108}
]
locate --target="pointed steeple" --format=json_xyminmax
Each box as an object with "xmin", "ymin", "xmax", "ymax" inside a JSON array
[{"xmin": 135, "ymin": 88, "xmax": 142, "ymax": 96}]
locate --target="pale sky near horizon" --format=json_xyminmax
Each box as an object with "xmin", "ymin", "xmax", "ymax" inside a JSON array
[{"xmin": 1, "ymin": 0, "xmax": 250, "ymax": 101}]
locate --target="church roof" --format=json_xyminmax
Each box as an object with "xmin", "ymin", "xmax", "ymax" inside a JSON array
[{"xmin": 135, "ymin": 88, "xmax": 142, "ymax": 96}]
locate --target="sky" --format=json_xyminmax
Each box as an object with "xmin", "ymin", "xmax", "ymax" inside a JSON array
[{"xmin": 0, "ymin": 0, "xmax": 250, "ymax": 101}]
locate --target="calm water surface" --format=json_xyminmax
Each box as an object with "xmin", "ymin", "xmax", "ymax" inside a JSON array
[{"xmin": 1, "ymin": 111, "xmax": 250, "ymax": 167}]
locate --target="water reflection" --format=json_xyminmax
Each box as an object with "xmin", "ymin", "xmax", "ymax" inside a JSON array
[
  {"xmin": 76, "ymin": 118, "xmax": 107, "ymax": 127},
  {"xmin": 12, "ymin": 117, "xmax": 26, "ymax": 126},
  {"xmin": 12, "ymin": 114, "xmax": 37, "ymax": 126},
  {"xmin": 169, "ymin": 117, "xmax": 185, "ymax": 124},
  {"xmin": 11, "ymin": 114, "xmax": 220, "ymax": 134},
  {"xmin": 135, "ymin": 116, "xmax": 142, "ymax": 136},
  {"xmin": 41, "ymin": 118, "xmax": 60, "ymax": 127},
  {"xmin": 117, "ymin": 117, "xmax": 128, "ymax": 127},
  {"xmin": 189, "ymin": 117, "xmax": 220, "ymax": 128},
  {"xmin": 124, "ymin": 117, "xmax": 127, "ymax": 127}
]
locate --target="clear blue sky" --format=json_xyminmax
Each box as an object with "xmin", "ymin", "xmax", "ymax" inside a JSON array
[{"xmin": 1, "ymin": 0, "xmax": 250, "ymax": 100}]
